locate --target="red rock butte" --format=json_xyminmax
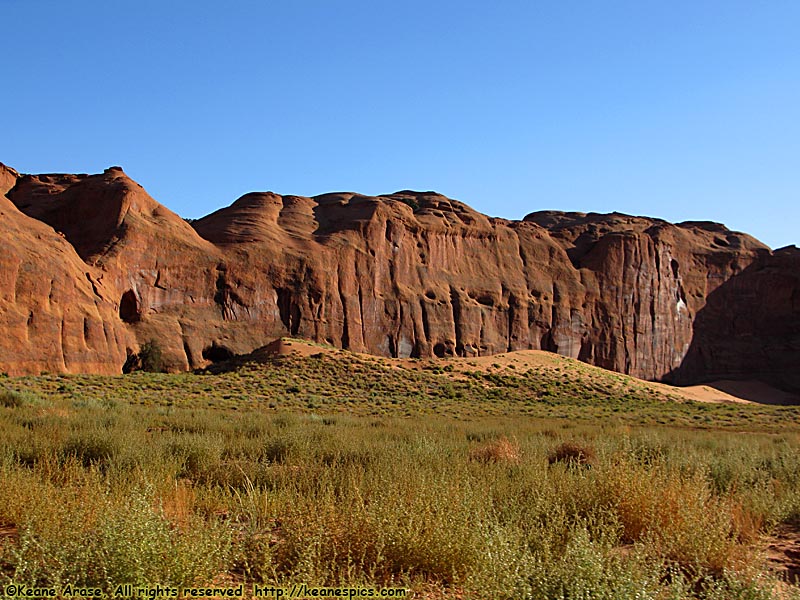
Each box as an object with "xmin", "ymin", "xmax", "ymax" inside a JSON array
[{"xmin": 1, "ymin": 161, "xmax": 798, "ymax": 392}]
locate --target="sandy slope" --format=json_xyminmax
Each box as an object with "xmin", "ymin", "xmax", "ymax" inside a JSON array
[
  {"xmin": 251, "ymin": 339, "xmax": 799, "ymax": 406},
  {"xmin": 697, "ymin": 379, "xmax": 800, "ymax": 405}
]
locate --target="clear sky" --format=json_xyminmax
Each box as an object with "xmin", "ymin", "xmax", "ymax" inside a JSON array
[{"xmin": 2, "ymin": 1, "xmax": 798, "ymax": 249}]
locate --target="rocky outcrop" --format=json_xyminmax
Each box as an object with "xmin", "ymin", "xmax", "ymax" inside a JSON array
[
  {"xmin": 522, "ymin": 211, "xmax": 771, "ymax": 381},
  {"xmin": 667, "ymin": 244, "xmax": 800, "ymax": 390},
  {"xmin": 0, "ymin": 163, "xmax": 133, "ymax": 374},
  {"xmin": 1, "ymin": 162, "xmax": 797, "ymax": 392},
  {"xmin": 6, "ymin": 166, "xmax": 227, "ymax": 371},
  {"xmin": 0, "ymin": 163, "xmax": 18, "ymax": 197}
]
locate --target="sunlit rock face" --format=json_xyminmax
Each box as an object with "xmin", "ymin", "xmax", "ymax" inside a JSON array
[{"xmin": 2, "ymin": 162, "xmax": 797, "ymax": 392}]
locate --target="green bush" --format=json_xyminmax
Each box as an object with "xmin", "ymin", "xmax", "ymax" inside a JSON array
[
  {"xmin": 62, "ymin": 431, "xmax": 119, "ymax": 468},
  {"xmin": 0, "ymin": 389, "xmax": 24, "ymax": 408},
  {"xmin": 140, "ymin": 339, "xmax": 165, "ymax": 373},
  {"xmin": 0, "ymin": 389, "xmax": 40, "ymax": 408}
]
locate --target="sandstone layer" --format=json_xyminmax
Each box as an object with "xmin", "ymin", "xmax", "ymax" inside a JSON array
[
  {"xmin": 0, "ymin": 163, "xmax": 133, "ymax": 374},
  {"xmin": 1, "ymin": 162, "xmax": 798, "ymax": 391}
]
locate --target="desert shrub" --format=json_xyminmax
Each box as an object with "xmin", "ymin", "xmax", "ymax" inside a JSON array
[
  {"xmin": 319, "ymin": 447, "xmax": 374, "ymax": 469},
  {"xmin": 628, "ymin": 438, "xmax": 669, "ymax": 466},
  {"xmin": 0, "ymin": 389, "xmax": 24, "ymax": 408},
  {"xmin": 548, "ymin": 441, "xmax": 596, "ymax": 467},
  {"xmin": 61, "ymin": 431, "xmax": 119, "ymax": 468},
  {"xmin": 140, "ymin": 339, "xmax": 165, "ymax": 373},
  {"xmin": 167, "ymin": 436, "xmax": 223, "ymax": 481},
  {"xmin": 598, "ymin": 461, "xmax": 756, "ymax": 575},
  {"xmin": 94, "ymin": 490, "xmax": 231, "ymax": 586},
  {"xmin": 397, "ymin": 196, "xmax": 419, "ymax": 211},
  {"xmin": 469, "ymin": 436, "xmax": 520, "ymax": 464},
  {"xmin": 262, "ymin": 437, "xmax": 293, "ymax": 464},
  {"xmin": 5, "ymin": 484, "xmax": 230, "ymax": 590},
  {"xmin": 2, "ymin": 366, "xmax": 800, "ymax": 597},
  {"xmin": 524, "ymin": 526, "xmax": 664, "ymax": 600},
  {"xmin": 264, "ymin": 460, "xmax": 488, "ymax": 585},
  {"xmin": 124, "ymin": 339, "xmax": 166, "ymax": 373},
  {"xmin": 0, "ymin": 389, "xmax": 41, "ymax": 408}
]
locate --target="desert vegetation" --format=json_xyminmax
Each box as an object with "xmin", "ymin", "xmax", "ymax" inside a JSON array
[{"xmin": 1, "ymin": 347, "xmax": 799, "ymax": 598}]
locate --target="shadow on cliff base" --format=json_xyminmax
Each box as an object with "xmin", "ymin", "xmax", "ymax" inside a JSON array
[{"xmin": 665, "ymin": 247, "xmax": 800, "ymax": 403}]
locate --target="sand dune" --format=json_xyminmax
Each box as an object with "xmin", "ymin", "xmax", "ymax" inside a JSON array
[{"xmin": 244, "ymin": 339, "xmax": 799, "ymax": 406}]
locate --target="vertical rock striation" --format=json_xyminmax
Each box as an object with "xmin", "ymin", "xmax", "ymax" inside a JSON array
[
  {"xmin": 0, "ymin": 163, "xmax": 132, "ymax": 374},
  {"xmin": 1, "ymin": 162, "xmax": 797, "ymax": 392}
]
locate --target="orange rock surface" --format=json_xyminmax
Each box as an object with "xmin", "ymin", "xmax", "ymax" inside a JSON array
[{"xmin": 2, "ymin": 162, "xmax": 797, "ymax": 391}]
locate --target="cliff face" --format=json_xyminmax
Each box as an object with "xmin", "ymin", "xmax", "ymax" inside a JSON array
[
  {"xmin": 667, "ymin": 245, "xmax": 800, "ymax": 391},
  {"xmin": 0, "ymin": 164, "xmax": 133, "ymax": 374},
  {"xmin": 522, "ymin": 212, "xmax": 775, "ymax": 381},
  {"xmin": 1, "ymin": 162, "xmax": 797, "ymax": 391}
]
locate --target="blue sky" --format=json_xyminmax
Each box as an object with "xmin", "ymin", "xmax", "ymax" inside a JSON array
[{"xmin": 2, "ymin": 1, "xmax": 798, "ymax": 249}]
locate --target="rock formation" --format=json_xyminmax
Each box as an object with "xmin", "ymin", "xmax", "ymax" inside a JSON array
[
  {"xmin": 1, "ymin": 161, "xmax": 798, "ymax": 392},
  {"xmin": 0, "ymin": 163, "xmax": 132, "ymax": 374}
]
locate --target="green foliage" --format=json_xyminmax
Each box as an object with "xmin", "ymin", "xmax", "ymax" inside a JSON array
[
  {"xmin": 62, "ymin": 430, "xmax": 119, "ymax": 468},
  {"xmin": 0, "ymin": 399, "xmax": 798, "ymax": 597},
  {"xmin": 397, "ymin": 197, "xmax": 419, "ymax": 211},
  {"xmin": 4, "ymin": 350, "xmax": 798, "ymax": 431},
  {"xmin": 0, "ymin": 389, "xmax": 24, "ymax": 408},
  {"xmin": 139, "ymin": 339, "xmax": 165, "ymax": 373},
  {"xmin": 4, "ymin": 483, "xmax": 230, "ymax": 590},
  {"xmin": 0, "ymin": 389, "xmax": 40, "ymax": 408}
]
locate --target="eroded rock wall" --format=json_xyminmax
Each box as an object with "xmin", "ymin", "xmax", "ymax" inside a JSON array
[
  {"xmin": 0, "ymin": 164, "xmax": 132, "ymax": 374},
  {"xmin": 1, "ymin": 162, "xmax": 797, "ymax": 392}
]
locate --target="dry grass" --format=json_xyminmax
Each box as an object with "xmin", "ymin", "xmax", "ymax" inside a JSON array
[
  {"xmin": 729, "ymin": 501, "xmax": 765, "ymax": 546},
  {"xmin": 159, "ymin": 478, "xmax": 198, "ymax": 530},
  {"xmin": 2, "ymin": 356, "xmax": 800, "ymax": 598},
  {"xmin": 601, "ymin": 462, "xmax": 757, "ymax": 575},
  {"xmin": 468, "ymin": 436, "xmax": 520, "ymax": 463},
  {"xmin": 547, "ymin": 441, "xmax": 597, "ymax": 467}
]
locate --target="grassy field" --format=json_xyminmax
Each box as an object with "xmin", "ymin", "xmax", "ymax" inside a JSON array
[{"xmin": 1, "ymin": 344, "xmax": 800, "ymax": 599}]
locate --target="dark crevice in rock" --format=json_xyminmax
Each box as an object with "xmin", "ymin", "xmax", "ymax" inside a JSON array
[
  {"xmin": 202, "ymin": 344, "xmax": 234, "ymax": 363},
  {"xmin": 119, "ymin": 290, "xmax": 140, "ymax": 323},
  {"xmin": 276, "ymin": 288, "xmax": 301, "ymax": 336}
]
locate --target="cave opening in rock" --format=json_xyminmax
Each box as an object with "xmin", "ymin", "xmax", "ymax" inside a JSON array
[
  {"xmin": 276, "ymin": 288, "xmax": 301, "ymax": 335},
  {"xmin": 202, "ymin": 344, "xmax": 234, "ymax": 363},
  {"xmin": 433, "ymin": 343, "xmax": 447, "ymax": 358},
  {"xmin": 119, "ymin": 290, "xmax": 140, "ymax": 323},
  {"xmin": 475, "ymin": 294, "xmax": 495, "ymax": 307}
]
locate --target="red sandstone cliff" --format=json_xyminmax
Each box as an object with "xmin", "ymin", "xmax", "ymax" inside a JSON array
[
  {"xmin": 2, "ymin": 162, "xmax": 797, "ymax": 391},
  {"xmin": 0, "ymin": 163, "xmax": 132, "ymax": 374}
]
